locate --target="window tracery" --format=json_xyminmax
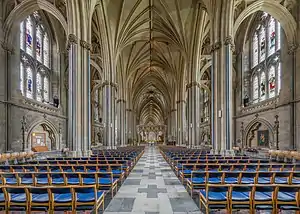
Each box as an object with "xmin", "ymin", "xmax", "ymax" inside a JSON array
[
  {"xmin": 247, "ymin": 13, "xmax": 281, "ymax": 104},
  {"xmin": 19, "ymin": 11, "xmax": 52, "ymax": 103}
]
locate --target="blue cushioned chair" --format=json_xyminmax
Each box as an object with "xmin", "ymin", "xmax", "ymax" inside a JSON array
[
  {"xmin": 0, "ymin": 166, "xmax": 11, "ymax": 172},
  {"xmin": 49, "ymin": 166, "xmax": 61, "ymax": 172},
  {"xmin": 245, "ymin": 165, "xmax": 257, "ymax": 172},
  {"xmin": 86, "ymin": 165, "xmax": 97, "ymax": 172},
  {"xmin": 61, "ymin": 165, "xmax": 73, "ymax": 173},
  {"xmin": 224, "ymin": 172, "xmax": 240, "ymax": 184},
  {"xmin": 187, "ymin": 171, "xmax": 206, "ymax": 196},
  {"xmin": 257, "ymin": 172, "xmax": 273, "ymax": 184},
  {"xmin": 97, "ymin": 172, "xmax": 118, "ymax": 197},
  {"xmin": 230, "ymin": 185, "xmax": 252, "ymax": 212},
  {"xmin": 68, "ymin": 160, "xmax": 77, "ymax": 165},
  {"xmin": 73, "ymin": 166, "xmax": 85, "ymax": 172},
  {"xmin": 207, "ymin": 165, "xmax": 219, "ymax": 172},
  {"xmin": 12, "ymin": 166, "xmax": 24, "ymax": 172},
  {"xmin": 19, "ymin": 173, "xmax": 34, "ymax": 185},
  {"xmin": 199, "ymin": 184, "xmax": 229, "ymax": 214},
  {"xmin": 274, "ymin": 172, "xmax": 290, "ymax": 184},
  {"xmin": 207, "ymin": 172, "xmax": 223, "ymax": 184},
  {"xmin": 81, "ymin": 173, "xmax": 96, "ymax": 185},
  {"xmin": 50, "ymin": 173, "xmax": 65, "ymax": 185},
  {"xmin": 36, "ymin": 166, "xmax": 48, "ymax": 173},
  {"xmin": 3, "ymin": 173, "xmax": 18, "ymax": 185},
  {"xmin": 291, "ymin": 172, "xmax": 300, "ymax": 184},
  {"xmin": 6, "ymin": 187, "xmax": 27, "ymax": 211},
  {"xmin": 28, "ymin": 187, "xmax": 50, "ymax": 211},
  {"xmin": 240, "ymin": 172, "xmax": 256, "ymax": 184},
  {"xmin": 35, "ymin": 173, "xmax": 49, "ymax": 185},
  {"xmin": 275, "ymin": 185, "xmax": 300, "ymax": 212},
  {"xmin": 23, "ymin": 166, "xmax": 35, "ymax": 172},
  {"xmin": 0, "ymin": 187, "xmax": 6, "ymax": 210},
  {"xmin": 232, "ymin": 165, "xmax": 245, "ymax": 172},
  {"xmin": 65, "ymin": 173, "xmax": 80, "ymax": 185},
  {"xmin": 220, "ymin": 165, "xmax": 232, "ymax": 172},
  {"xmin": 271, "ymin": 164, "xmax": 283, "ymax": 171},
  {"xmin": 259, "ymin": 164, "xmax": 270, "ymax": 171},
  {"xmin": 51, "ymin": 187, "xmax": 73, "ymax": 211},
  {"xmin": 253, "ymin": 185, "xmax": 276, "ymax": 211}
]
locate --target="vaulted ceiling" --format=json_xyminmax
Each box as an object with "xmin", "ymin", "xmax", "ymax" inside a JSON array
[{"xmin": 91, "ymin": 0, "xmax": 210, "ymax": 126}]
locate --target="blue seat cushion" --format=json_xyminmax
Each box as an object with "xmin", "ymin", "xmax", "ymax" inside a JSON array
[
  {"xmin": 53, "ymin": 193, "xmax": 72, "ymax": 203},
  {"xmin": 98, "ymin": 178, "xmax": 118, "ymax": 185},
  {"xmin": 21, "ymin": 178, "xmax": 33, "ymax": 185},
  {"xmin": 277, "ymin": 192, "xmax": 295, "ymax": 202},
  {"xmin": 76, "ymin": 191, "xmax": 104, "ymax": 202},
  {"xmin": 241, "ymin": 177, "xmax": 254, "ymax": 184},
  {"xmin": 275, "ymin": 177, "xmax": 288, "ymax": 184},
  {"xmin": 52, "ymin": 178, "xmax": 64, "ymax": 185},
  {"xmin": 0, "ymin": 193, "xmax": 5, "ymax": 202},
  {"xmin": 199, "ymin": 189, "xmax": 227, "ymax": 201},
  {"xmin": 32, "ymin": 193, "xmax": 49, "ymax": 203},
  {"xmin": 112, "ymin": 170, "xmax": 122, "ymax": 174},
  {"xmin": 254, "ymin": 192, "xmax": 272, "ymax": 201},
  {"xmin": 82, "ymin": 178, "xmax": 96, "ymax": 184},
  {"xmin": 182, "ymin": 170, "xmax": 192, "ymax": 174},
  {"xmin": 6, "ymin": 178, "xmax": 17, "ymax": 185},
  {"xmin": 257, "ymin": 177, "xmax": 271, "ymax": 184},
  {"xmin": 292, "ymin": 178, "xmax": 300, "ymax": 184},
  {"xmin": 11, "ymin": 193, "xmax": 26, "ymax": 203},
  {"xmin": 67, "ymin": 178, "xmax": 80, "ymax": 184},
  {"xmin": 231, "ymin": 191, "xmax": 250, "ymax": 201},
  {"xmin": 224, "ymin": 177, "xmax": 238, "ymax": 184},
  {"xmin": 37, "ymin": 178, "xmax": 48, "ymax": 185},
  {"xmin": 191, "ymin": 177, "xmax": 205, "ymax": 184},
  {"xmin": 208, "ymin": 177, "xmax": 221, "ymax": 184}
]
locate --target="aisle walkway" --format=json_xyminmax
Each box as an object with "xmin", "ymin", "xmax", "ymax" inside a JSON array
[{"xmin": 104, "ymin": 146, "xmax": 202, "ymax": 214}]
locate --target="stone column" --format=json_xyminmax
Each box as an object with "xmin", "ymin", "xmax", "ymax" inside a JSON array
[
  {"xmin": 186, "ymin": 82, "xmax": 201, "ymax": 148},
  {"xmin": 67, "ymin": 35, "xmax": 92, "ymax": 156},
  {"xmin": 117, "ymin": 99, "xmax": 126, "ymax": 147},
  {"xmin": 126, "ymin": 108, "xmax": 133, "ymax": 145},
  {"xmin": 102, "ymin": 82, "xmax": 117, "ymax": 149},
  {"xmin": 170, "ymin": 109, "xmax": 177, "ymax": 140},
  {"xmin": 211, "ymin": 37, "xmax": 234, "ymax": 154},
  {"xmin": 176, "ymin": 100, "xmax": 186, "ymax": 146}
]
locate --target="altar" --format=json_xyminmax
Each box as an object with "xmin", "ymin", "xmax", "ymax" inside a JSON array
[{"xmin": 137, "ymin": 124, "xmax": 166, "ymax": 145}]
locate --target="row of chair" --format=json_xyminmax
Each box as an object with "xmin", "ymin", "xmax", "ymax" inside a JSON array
[
  {"xmin": 27, "ymin": 159, "xmax": 134, "ymax": 166},
  {"xmin": 198, "ymin": 184, "xmax": 300, "ymax": 214},
  {"xmin": 0, "ymin": 185, "xmax": 105, "ymax": 213},
  {"xmin": 0, "ymin": 172, "xmax": 119, "ymax": 196},
  {"xmin": 185, "ymin": 171, "xmax": 300, "ymax": 194},
  {"xmin": 175, "ymin": 163, "xmax": 300, "ymax": 176},
  {"xmin": 171, "ymin": 159, "xmax": 270, "ymax": 167}
]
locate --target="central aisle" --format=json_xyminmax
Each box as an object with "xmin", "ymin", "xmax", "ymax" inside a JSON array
[{"xmin": 104, "ymin": 146, "xmax": 202, "ymax": 214}]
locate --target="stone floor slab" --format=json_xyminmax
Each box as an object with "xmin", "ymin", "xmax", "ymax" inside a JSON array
[
  {"xmin": 123, "ymin": 179, "xmax": 141, "ymax": 185},
  {"xmin": 105, "ymin": 198, "xmax": 136, "ymax": 212}
]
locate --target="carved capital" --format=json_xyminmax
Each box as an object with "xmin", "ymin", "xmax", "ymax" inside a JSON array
[
  {"xmin": 116, "ymin": 99, "xmax": 126, "ymax": 103},
  {"xmin": 68, "ymin": 34, "xmax": 78, "ymax": 45},
  {"xmin": 80, "ymin": 40, "xmax": 92, "ymax": 51},
  {"xmin": 224, "ymin": 36, "xmax": 236, "ymax": 52},
  {"xmin": 126, "ymin": 108, "xmax": 132, "ymax": 112},
  {"xmin": 186, "ymin": 81, "xmax": 200, "ymax": 89},
  {"xmin": 1, "ymin": 41, "xmax": 15, "ymax": 54},
  {"xmin": 211, "ymin": 41, "xmax": 221, "ymax": 52},
  {"xmin": 171, "ymin": 109, "xmax": 177, "ymax": 112},
  {"xmin": 176, "ymin": 100, "xmax": 186, "ymax": 104},
  {"xmin": 288, "ymin": 43, "xmax": 298, "ymax": 55}
]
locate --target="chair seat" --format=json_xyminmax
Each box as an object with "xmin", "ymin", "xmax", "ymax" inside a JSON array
[
  {"xmin": 82, "ymin": 178, "xmax": 96, "ymax": 185},
  {"xmin": 208, "ymin": 178, "xmax": 221, "ymax": 184},
  {"xmin": 257, "ymin": 177, "xmax": 271, "ymax": 184},
  {"xmin": 67, "ymin": 178, "xmax": 80, "ymax": 184},
  {"xmin": 199, "ymin": 189, "xmax": 227, "ymax": 201},
  {"xmin": 53, "ymin": 193, "xmax": 73, "ymax": 203},
  {"xmin": 182, "ymin": 170, "xmax": 192, "ymax": 174},
  {"xmin": 32, "ymin": 193, "xmax": 49, "ymax": 203},
  {"xmin": 11, "ymin": 193, "xmax": 26, "ymax": 203},
  {"xmin": 240, "ymin": 178, "xmax": 254, "ymax": 184},
  {"xmin": 52, "ymin": 178, "xmax": 65, "ymax": 185},
  {"xmin": 254, "ymin": 192, "xmax": 272, "ymax": 201},
  {"xmin": 112, "ymin": 170, "xmax": 123, "ymax": 174},
  {"xmin": 6, "ymin": 178, "xmax": 18, "ymax": 185},
  {"xmin": 292, "ymin": 178, "xmax": 300, "ymax": 184},
  {"xmin": 191, "ymin": 177, "xmax": 205, "ymax": 184},
  {"xmin": 37, "ymin": 178, "xmax": 48, "ymax": 185},
  {"xmin": 231, "ymin": 191, "xmax": 250, "ymax": 201},
  {"xmin": 274, "ymin": 177, "xmax": 288, "ymax": 184},
  {"xmin": 0, "ymin": 193, "xmax": 5, "ymax": 203},
  {"xmin": 224, "ymin": 177, "xmax": 238, "ymax": 184},
  {"xmin": 98, "ymin": 178, "xmax": 117, "ymax": 185},
  {"xmin": 76, "ymin": 191, "xmax": 104, "ymax": 202},
  {"xmin": 21, "ymin": 178, "xmax": 33, "ymax": 185},
  {"xmin": 277, "ymin": 192, "xmax": 296, "ymax": 202}
]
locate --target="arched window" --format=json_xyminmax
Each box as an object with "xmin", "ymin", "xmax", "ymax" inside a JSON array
[
  {"xmin": 19, "ymin": 11, "xmax": 52, "ymax": 103},
  {"xmin": 249, "ymin": 13, "xmax": 281, "ymax": 104},
  {"xmin": 94, "ymin": 89, "xmax": 99, "ymax": 121},
  {"xmin": 200, "ymin": 88, "xmax": 210, "ymax": 122}
]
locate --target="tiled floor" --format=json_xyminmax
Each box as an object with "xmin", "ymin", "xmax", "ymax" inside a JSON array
[{"xmin": 103, "ymin": 146, "xmax": 202, "ymax": 214}]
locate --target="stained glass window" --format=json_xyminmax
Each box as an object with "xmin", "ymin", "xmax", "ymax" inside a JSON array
[
  {"xmin": 268, "ymin": 17, "xmax": 276, "ymax": 56},
  {"xmin": 253, "ymin": 75, "xmax": 259, "ymax": 102},
  {"xmin": 252, "ymin": 33, "xmax": 259, "ymax": 67},
  {"xmin": 25, "ymin": 17, "xmax": 33, "ymax": 56},
  {"xmin": 43, "ymin": 77, "xmax": 49, "ymax": 102},
  {"xmin": 36, "ymin": 72, "xmax": 42, "ymax": 101},
  {"xmin": 20, "ymin": 22, "xmax": 25, "ymax": 50},
  {"xmin": 94, "ymin": 90, "xmax": 99, "ymax": 121},
  {"xmin": 250, "ymin": 14, "xmax": 281, "ymax": 105},
  {"xmin": 26, "ymin": 67, "xmax": 33, "ymax": 99},
  {"xmin": 259, "ymin": 27, "xmax": 266, "ymax": 62},
  {"xmin": 43, "ymin": 34, "xmax": 49, "ymax": 67},
  {"xmin": 260, "ymin": 72, "xmax": 266, "ymax": 100},
  {"xmin": 20, "ymin": 63, "xmax": 24, "ymax": 95},
  {"xmin": 36, "ymin": 26, "xmax": 42, "ymax": 62},
  {"xmin": 20, "ymin": 11, "xmax": 52, "ymax": 104}
]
